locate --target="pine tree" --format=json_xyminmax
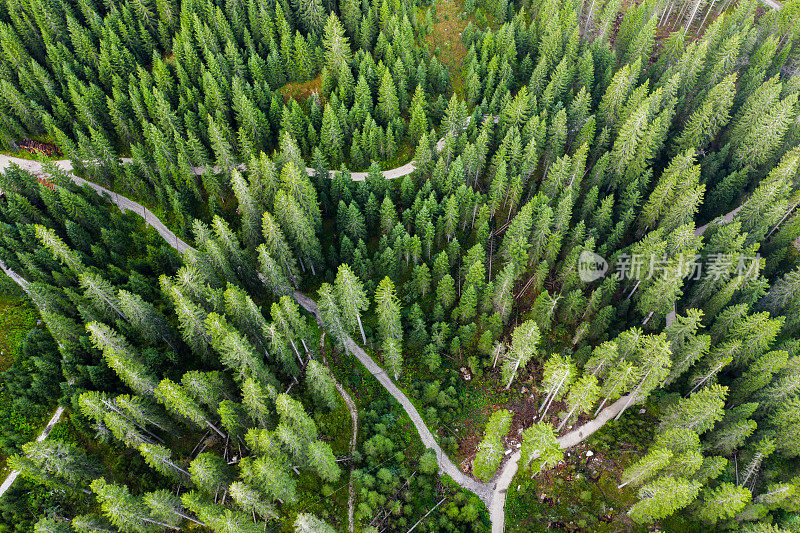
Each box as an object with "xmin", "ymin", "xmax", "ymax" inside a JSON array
[
  {"xmin": 558, "ymin": 374, "xmax": 600, "ymax": 431},
  {"xmin": 19, "ymin": 440, "xmax": 101, "ymax": 487},
  {"xmin": 619, "ymin": 448, "xmax": 673, "ymax": 489},
  {"xmin": 696, "ymin": 483, "xmax": 752, "ymax": 524},
  {"xmin": 294, "ymin": 514, "xmax": 336, "ymax": 533},
  {"xmin": 436, "ymin": 274, "xmax": 456, "ymax": 310},
  {"xmin": 229, "ymin": 482, "xmax": 278, "ymax": 520},
  {"xmin": 519, "ymin": 422, "xmax": 563, "ymax": 475},
  {"xmin": 292, "ymin": 31, "xmax": 315, "ymax": 82},
  {"xmin": 190, "ymin": 453, "xmax": 235, "ymax": 497},
  {"xmin": 501, "ymin": 320, "xmax": 541, "ymax": 389},
  {"xmin": 154, "ymin": 378, "xmax": 225, "ymax": 438},
  {"xmin": 316, "ymin": 283, "xmax": 349, "ymax": 352},
  {"xmin": 673, "ymin": 74, "xmax": 737, "ymax": 156},
  {"xmin": 473, "ymin": 410, "xmax": 512, "ymax": 481},
  {"xmin": 306, "ymin": 439, "xmax": 342, "ymax": 482},
  {"xmin": 144, "ymin": 489, "xmax": 202, "ymax": 529},
  {"xmin": 334, "ymin": 264, "xmax": 369, "ymax": 345},
  {"xmin": 90, "ymin": 478, "xmax": 175, "ymax": 532},
  {"xmin": 86, "ymin": 321, "xmax": 159, "ymax": 397},
  {"xmin": 323, "ymin": 13, "xmax": 352, "ymax": 72},
  {"xmin": 539, "ymin": 354, "xmax": 577, "ymax": 418},
  {"xmin": 628, "ymin": 476, "xmax": 701, "ymax": 523},
  {"xmin": 139, "ymin": 443, "xmax": 191, "ymax": 484},
  {"xmin": 320, "ymin": 104, "xmax": 344, "ymax": 165},
  {"xmin": 375, "ymin": 276, "xmax": 402, "ymax": 342},
  {"xmin": 660, "ymin": 384, "xmax": 727, "ymax": 435},
  {"xmin": 377, "ymin": 69, "xmax": 399, "ymax": 124},
  {"xmin": 305, "ymin": 359, "xmax": 339, "ymax": 410},
  {"xmin": 382, "ymin": 337, "xmax": 403, "ymax": 379},
  {"xmin": 409, "ymin": 85, "xmax": 428, "ymax": 144}
]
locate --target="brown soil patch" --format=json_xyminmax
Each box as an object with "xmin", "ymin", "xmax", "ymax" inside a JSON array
[
  {"xmin": 278, "ymin": 73, "xmax": 323, "ymax": 102},
  {"xmin": 425, "ymin": 0, "xmax": 470, "ymax": 99}
]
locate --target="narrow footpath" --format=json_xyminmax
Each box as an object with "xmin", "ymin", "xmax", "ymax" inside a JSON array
[
  {"xmin": 0, "ymin": 149, "xmax": 782, "ymax": 530},
  {"xmin": 320, "ymin": 331, "xmax": 359, "ymax": 533},
  {"xmin": 0, "ymin": 405, "xmax": 66, "ymax": 497}
]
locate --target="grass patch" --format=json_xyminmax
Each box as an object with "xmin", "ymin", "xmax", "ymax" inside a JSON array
[
  {"xmin": 425, "ymin": 0, "xmax": 471, "ymax": 100},
  {"xmin": 504, "ymin": 446, "xmax": 644, "ymax": 532},
  {"xmin": 0, "ymin": 295, "xmax": 36, "ymax": 373},
  {"xmin": 278, "ymin": 74, "xmax": 324, "ymax": 102},
  {"xmin": 0, "ymin": 149, "xmax": 59, "ymax": 162},
  {"xmin": 0, "ymin": 293, "xmax": 39, "ymax": 473},
  {"xmin": 505, "ymin": 409, "xmax": 657, "ymax": 532}
]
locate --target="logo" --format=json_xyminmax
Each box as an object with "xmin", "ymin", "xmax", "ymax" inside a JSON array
[{"xmin": 578, "ymin": 251, "xmax": 608, "ymax": 282}]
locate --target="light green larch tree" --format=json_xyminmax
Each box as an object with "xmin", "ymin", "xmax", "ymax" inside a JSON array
[
  {"xmin": 472, "ymin": 410, "xmax": 512, "ymax": 481},
  {"xmin": 628, "ymin": 476, "xmax": 701, "ymax": 524},
  {"xmin": 659, "ymin": 384, "xmax": 727, "ymax": 435},
  {"xmin": 557, "ymin": 374, "xmax": 600, "ymax": 431},
  {"xmin": 323, "ymin": 13, "xmax": 352, "ymax": 72},
  {"xmin": 305, "ymin": 359, "xmax": 338, "ymax": 410},
  {"xmin": 618, "ymin": 448, "xmax": 673, "ymax": 489},
  {"xmin": 90, "ymin": 478, "xmax": 176, "ymax": 532},
  {"xmin": 334, "ymin": 264, "xmax": 369, "ymax": 345},
  {"xmin": 539, "ymin": 354, "xmax": 577, "ymax": 419},
  {"xmin": 294, "ymin": 513, "xmax": 336, "ymax": 533},
  {"xmin": 696, "ymin": 482, "xmax": 752, "ymax": 524},
  {"xmin": 501, "ymin": 320, "xmax": 541, "ymax": 389},
  {"xmin": 375, "ymin": 276, "xmax": 402, "ymax": 343},
  {"xmin": 382, "ymin": 337, "xmax": 403, "ymax": 380},
  {"xmin": 519, "ymin": 422, "xmax": 563, "ymax": 476}
]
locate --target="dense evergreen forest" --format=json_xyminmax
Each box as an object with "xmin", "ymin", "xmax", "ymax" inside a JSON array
[{"xmin": 0, "ymin": 0, "xmax": 800, "ymax": 529}]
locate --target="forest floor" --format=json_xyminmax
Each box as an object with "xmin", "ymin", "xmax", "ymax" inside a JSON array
[
  {"xmin": 319, "ymin": 332, "xmax": 359, "ymax": 533},
  {"xmin": 0, "ymin": 292, "xmax": 36, "ymax": 472},
  {"xmin": 278, "ymin": 73, "xmax": 324, "ymax": 102},
  {"xmin": 504, "ymin": 407, "xmax": 656, "ymax": 532},
  {"xmin": 0, "ymin": 294, "xmax": 35, "ymax": 372},
  {"xmin": 426, "ymin": 0, "xmax": 470, "ymax": 100},
  {"xmin": 425, "ymin": 0, "xmax": 502, "ymax": 100}
]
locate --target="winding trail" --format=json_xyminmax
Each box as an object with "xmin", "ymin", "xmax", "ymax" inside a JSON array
[
  {"xmin": 294, "ymin": 293, "xmax": 496, "ymax": 505},
  {"xmin": 319, "ymin": 332, "xmax": 359, "ymax": 533},
  {"xmin": 0, "ymin": 145, "xmax": 782, "ymax": 528}
]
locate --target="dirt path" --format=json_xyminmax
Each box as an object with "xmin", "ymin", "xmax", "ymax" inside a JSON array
[
  {"xmin": 487, "ymin": 299, "xmax": 687, "ymax": 532},
  {"xmin": 294, "ymin": 292, "xmax": 496, "ymax": 506},
  {"xmin": 320, "ymin": 332, "xmax": 358, "ymax": 533},
  {"xmin": 0, "ymin": 144, "xmax": 773, "ymax": 528},
  {"xmin": 0, "ymin": 115, "xmax": 496, "ymax": 187},
  {"xmin": 0, "ymin": 397, "xmax": 65, "ymax": 497}
]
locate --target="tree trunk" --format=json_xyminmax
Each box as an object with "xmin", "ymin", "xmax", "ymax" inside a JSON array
[
  {"xmin": 504, "ymin": 358, "xmax": 521, "ymax": 390},
  {"xmin": 206, "ymin": 420, "xmax": 228, "ymax": 440},
  {"xmin": 356, "ymin": 314, "xmax": 367, "ymax": 346},
  {"xmin": 684, "ymin": 0, "xmax": 704, "ymax": 31},
  {"xmin": 540, "ymin": 375, "xmax": 568, "ymax": 420},
  {"xmin": 557, "ymin": 406, "xmax": 578, "ymax": 432},
  {"xmin": 593, "ymin": 396, "xmax": 610, "ymax": 417},
  {"xmin": 767, "ymin": 198, "xmax": 800, "ymax": 238},
  {"xmin": 696, "ymin": 0, "xmax": 716, "ymax": 34}
]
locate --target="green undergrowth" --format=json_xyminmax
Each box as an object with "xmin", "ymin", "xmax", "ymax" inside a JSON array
[
  {"xmin": 325, "ymin": 337, "xmax": 490, "ymax": 531},
  {"xmin": 0, "ymin": 294, "xmax": 36, "ymax": 373},
  {"xmin": 505, "ymin": 408, "xmax": 658, "ymax": 532}
]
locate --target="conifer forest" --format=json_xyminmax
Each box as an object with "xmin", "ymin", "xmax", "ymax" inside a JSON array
[{"xmin": 1, "ymin": 0, "xmax": 800, "ymax": 529}]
